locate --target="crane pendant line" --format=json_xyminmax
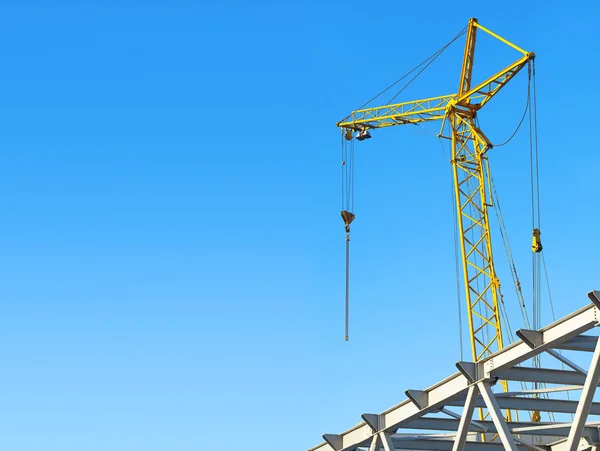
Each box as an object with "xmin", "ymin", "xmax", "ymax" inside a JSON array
[{"xmin": 336, "ymin": 18, "xmax": 536, "ymax": 416}]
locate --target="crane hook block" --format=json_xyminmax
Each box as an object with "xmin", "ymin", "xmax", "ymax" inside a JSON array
[
  {"xmin": 341, "ymin": 210, "xmax": 355, "ymax": 233},
  {"xmin": 532, "ymin": 228, "xmax": 543, "ymax": 253}
]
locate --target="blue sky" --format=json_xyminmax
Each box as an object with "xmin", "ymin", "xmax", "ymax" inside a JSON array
[{"xmin": 0, "ymin": 1, "xmax": 599, "ymax": 450}]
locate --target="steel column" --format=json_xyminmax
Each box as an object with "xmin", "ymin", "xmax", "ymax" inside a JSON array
[
  {"xmin": 452, "ymin": 385, "xmax": 479, "ymax": 451},
  {"xmin": 565, "ymin": 334, "xmax": 600, "ymax": 451},
  {"xmin": 477, "ymin": 382, "xmax": 518, "ymax": 451}
]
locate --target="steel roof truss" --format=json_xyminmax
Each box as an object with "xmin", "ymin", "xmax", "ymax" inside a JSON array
[{"xmin": 309, "ymin": 297, "xmax": 600, "ymax": 451}]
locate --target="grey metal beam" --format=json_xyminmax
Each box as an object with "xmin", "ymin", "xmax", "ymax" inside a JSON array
[
  {"xmin": 452, "ymin": 386, "xmax": 478, "ymax": 451},
  {"xmin": 513, "ymin": 423, "xmax": 599, "ymax": 441},
  {"xmin": 553, "ymin": 335, "xmax": 598, "ymax": 353},
  {"xmin": 492, "ymin": 367, "xmax": 586, "ymax": 385},
  {"xmin": 481, "ymin": 304, "xmax": 598, "ymax": 376},
  {"xmin": 399, "ymin": 418, "xmax": 600, "ymax": 439},
  {"xmin": 400, "ymin": 418, "xmax": 523, "ymax": 433},
  {"xmin": 309, "ymin": 372, "xmax": 470, "ymax": 451},
  {"xmin": 388, "ymin": 438, "xmax": 528, "ymax": 451},
  {"xmin": 439, "ymin": 408, "xmax": 488, "ymax": 432},
  {"xmin": 513, "ymin": 423, "xmax": 598, "ymax": 441},
  {"xmin": 566, "ymin": 333, "xmax": 600, "ymax": 451},
  {"xmin": 496, "ymin": 385, "xmax": 582, "ymax": 397},
  {"xmin": 513, "ymin": 439, "xmax": 547, "ymax": 451},
  {"xmin": 546, "ymin": 349, "xmax": 588, "ymax": 374},
  {"xmin": 380, "ymin": 433, "xmax": 395, "ymax": 451},
  {"xmin": 478, "ymin": 382, "xmax": 518, "ymax": 451},
  {"xmin": 368, "ymin": 436, "xmax": 379, "ymax": 451},
  {"xmin": 446, "ymin": 394, "xmax": 600, "ymax": 414}
]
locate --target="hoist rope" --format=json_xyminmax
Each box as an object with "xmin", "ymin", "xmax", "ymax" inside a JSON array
[
  {"xmin": 490, "ymin": 177, "xmax": 531, "ymax": 329},
  {"xmin": 528, "ymin": 59, "xmax": 542, "ymax": 369},
  {"xmin": 341, "ymin": 134, "xmax": 355, "ymax": 340},
  {"xmin": 532, "ymin": 60, "xmax": 541, "ymax": 229},
  {"xmin": 337, "ymin": 26, "xmax": 467, "ymax": 125},
  {"xmin": 541, "ymin": 249, "xmax": 573, "ymax": 416},
  {"xmin": 341, "ymin": 133, "xmax": 345, "ymax": 210},
  {"xmin": 351, "ymin": 138, "xmax": 355, "ymax": 211},
  {"xmin": 341, "ymin": 137, "xmax": 355, "ymax": 212},
  {"xmin": 338, "ymin": 25, "xmax": 467, "ymax": 341},
  {"xmin": 542, "ymin": 253, "xmax": 556, "ymax": 323},
  {"xmin": 440, "ymin": 137, "xmax": 465, "ymax": 361}
]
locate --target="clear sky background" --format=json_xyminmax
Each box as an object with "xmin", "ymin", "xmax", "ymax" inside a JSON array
[{"xmin": 0, "ymin": 1, "xmax": 598, "ymax": 450}]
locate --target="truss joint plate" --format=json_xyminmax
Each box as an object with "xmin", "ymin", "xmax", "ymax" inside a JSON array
[
  {"xmin": 516, "ymin": 329, "xmax": 544, "ymax": 349},
  {"xmin": 588, "ymin": 290, "xmax": 600, "ymax": 311},
  {"xmin": 405, "ymin": 390, "xmax": 429, "ymax": 410},
  {"xmin": 361, "ymin": 414, "xmax": 380, "ymax": 432},
  {"xmin": 323, "ymin": 434, "xmax": 343, "ymax": 451}
]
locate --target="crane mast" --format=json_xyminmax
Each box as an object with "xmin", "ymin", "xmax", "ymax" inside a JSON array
[{"xmin": 338, "ymin": 19, "xmax": 535, "ymax": 367}]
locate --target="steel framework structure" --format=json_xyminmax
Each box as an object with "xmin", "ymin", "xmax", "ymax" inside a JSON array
[{"xmin": 308, "ymin": 291, "xmax": 600, "ymax": 451}]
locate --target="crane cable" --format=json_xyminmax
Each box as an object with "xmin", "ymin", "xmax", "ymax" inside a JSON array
[
  {"xmin": 527, "ymin": 59, "xmax": 547, "ymax": 425},
  {"xmin": 337, "ymin": 26, "xmax": 467, "ymax": 125},
  {"xmin": 338, "ymin": 25, "xmax": 468, "ymax": 341},
  {"xmin": 529, "ymin": 59, "xmax": 542, "ymax": 361},
  {"xmin": 341, "ymin": 133, "xmax": 355, "ymax": 341},
  {"xmin": 439, "ymin": 137, "xmax": 465, "ymax": 361},
  {"xmin": 491, "ymin": 177, "xmax": 531, "ymax": 330},
  {"xmin": 485, "ymin": 62, "xmax": 556, "ymax": 428}
]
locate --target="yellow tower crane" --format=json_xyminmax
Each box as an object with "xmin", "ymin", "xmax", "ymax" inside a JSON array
[{"xmin": 339, "ymin": 18, "xmax": 536, "ymax": 369}]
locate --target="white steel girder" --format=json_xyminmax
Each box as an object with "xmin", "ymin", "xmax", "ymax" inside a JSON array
[{"xmin": 309, "ymin": 291, "xmax": 600, "ymax": 451}]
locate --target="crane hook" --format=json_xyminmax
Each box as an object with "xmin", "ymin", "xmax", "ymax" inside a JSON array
[
  {"xmin": 532, "ymin": 228, "xmax": 543, "ymax": 253},
  {"xmin": 341, "ymin": 210, "xmax": 355, "ymax": 234}
]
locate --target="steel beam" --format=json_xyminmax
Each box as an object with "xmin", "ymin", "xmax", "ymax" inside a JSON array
[
  {"xmin": 546, "ymin": 349, "xmax": 588, "ymax": 374},
  {"xmin": 565, "ymin": 333, "xmax": 600, "ymax": 451},
  {"xmin": 492, "ymin": 367, "xmax": 587, "ymax": 385},
  {"xmin": 452, "ymin": 386, "xmax": 478, "ymax": 451},
  {"xmin": 481, "ymin": 304, "xmax": 598, "ymax": 376},
  {"xmin": 389, "ymin": 438, "xmax": 527, "ymax": 451},
  {"xmin": 440, "ymin": 408, "xmax": 488, "ymax": 431},
  {"xmin": 311, "ymin": 372, "xmax": 471, "ymax": 451},
  {"xmin": 477, "ymin": 382, "xmax": 518, "ymax": 451},
  {"xmin": 399, "ymin": 418, "xmax": 600, "ymax": 439},
  {"xmin": 513, "ymin": 423, "xmax": 599, "ymax": 441},
  {"xmin": 380, "ymin": 433, "xmax": 395, "ymax": 451},
  {"xmin": 553, "ymin": 336, "xmax": 598, "ymax": 353},
  {"xmin": 402, "ymin": 418, "xmax": 600, "ymax": 442},
  {"xmin": 513, "ymin": 438, "xmax": 547, "ymax": 451},
  {"xmin": 446, "ymin": 394, "xmax": 600, "ymax": 414},
  {"xmin": 496, "ymin": 386, "xmax": 582, "ymax": 397},
  {"xmin": 368, "ymin": 436, "xmax": 379, "ymax": 451}
]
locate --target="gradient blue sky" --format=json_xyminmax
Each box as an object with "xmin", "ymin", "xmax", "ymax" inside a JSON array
[{"xmin": 0, "ymin": 1, "xmax": 598, "ymax": 450}]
